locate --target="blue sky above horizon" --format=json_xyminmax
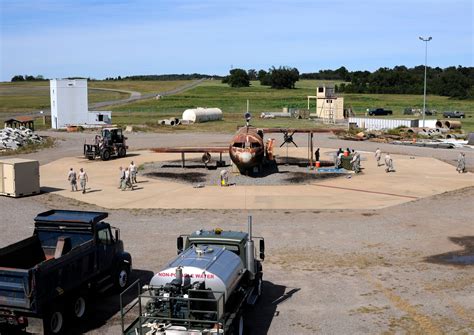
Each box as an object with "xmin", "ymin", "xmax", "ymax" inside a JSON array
[{"xmin": 0, "ymin": 0, "xmax": 472, "ymax": 81}]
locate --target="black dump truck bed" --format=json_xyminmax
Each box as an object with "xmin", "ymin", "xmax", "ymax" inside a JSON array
[{"xmin": 0, "ymin": 210, "xmax": 132, "ymax": 334}]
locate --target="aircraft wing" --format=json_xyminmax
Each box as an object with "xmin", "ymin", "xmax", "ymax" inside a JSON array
[
  {"xmin": 151, "ymin": 147, "xmax": 228, "ymax": 153},
  {"xmin": 260, "ymin": 128, "xmax": 341, "ymax": 134}
]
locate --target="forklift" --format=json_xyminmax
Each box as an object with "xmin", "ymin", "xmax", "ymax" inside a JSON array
[{"xmin": 84, "ymin": 128, "xmax": 128, "ymax": 161}]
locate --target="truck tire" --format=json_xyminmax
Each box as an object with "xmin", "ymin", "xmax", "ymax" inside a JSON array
[
  {"xmin": 257, "ymin": 276, "xmax": 263, "ymax": 298},
  {"xmin": 118, "ymin": 147, "xmax": 126, "ymax": 158},
  {"xmin": 115, "ymin": 264, "xmax": 130, "ymax": 291},
  {"xmin": 44, "ymin": 306, "xmax": 65, "ymax": 335},
  {"xmin": 101, "ymin": 149, "xmax": 111, "ymax": 161},
  {"xmin": 70, "ymin": 293, "xmax": 88, "ymax": 320},
  {"xmin": 233, "ymin": 314, "xmax": 244, "ymax": 335}
]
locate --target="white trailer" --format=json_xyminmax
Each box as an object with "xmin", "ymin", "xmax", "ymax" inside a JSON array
[{"xmin": 0, "ymin": 158, "xmax": 40, "ymax": 197}]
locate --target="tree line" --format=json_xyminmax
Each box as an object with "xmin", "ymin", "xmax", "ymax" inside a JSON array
[
  {"xmin": 302, "ymin": 66, "xmax": 474, "ymax": 99},
  {"xmin": 222, "ymin": 66, "xmax": 300, "ymax": 89},
  {"xmin": 11, "ymin": 75, "xmax": 47, "ymax": 81},
  {"xmin": 11, "ymin": 66, "xmax": 473, "ymax": 98},
  {"xmin": 103, "ymin": 74, "xmax": 219, "ymax": 81}
]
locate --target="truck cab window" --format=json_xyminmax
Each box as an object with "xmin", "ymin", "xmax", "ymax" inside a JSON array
[{"xmin": 98, "ymin": 228, "xmax": 112, "ymax": 245}]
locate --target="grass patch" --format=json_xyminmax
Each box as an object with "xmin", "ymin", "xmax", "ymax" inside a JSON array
[
  {"xmin": 108, "ymin": 80, "xmax": 474, "ymax": 132},
  {"xmin": 2, "ymin": 79, "xmax": 473, "ymax": 132},
  {"xmin": 0, "ymin": 136, "xmax": 56, "ymax": 156}
]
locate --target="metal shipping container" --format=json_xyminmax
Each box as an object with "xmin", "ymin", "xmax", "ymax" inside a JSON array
[
  {"xmin": 0, "ymin": 158, "xmax": 40, "ymax": 197},
  {"xmin": 349, "ymin": 117, "xmax": 418, "ymax": 131}
]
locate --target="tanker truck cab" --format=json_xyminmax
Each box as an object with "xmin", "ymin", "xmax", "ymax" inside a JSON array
[
  {"xmin": 121, "ymin": 218, "xmax": 264, "ymax": 335},
  {"xmin": 178, "ymin": 228, "xmax": 265, "ymax": 268}
]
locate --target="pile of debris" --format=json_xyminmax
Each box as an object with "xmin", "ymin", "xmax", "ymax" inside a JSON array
[{"xmin": 0, "ymin": 127, "xmax": 43, "ymax": 150}]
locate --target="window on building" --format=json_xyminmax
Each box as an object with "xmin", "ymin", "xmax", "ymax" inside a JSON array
[{"xmin": 318, "ymin": 87, "xmax": 324, "ymax": 93}]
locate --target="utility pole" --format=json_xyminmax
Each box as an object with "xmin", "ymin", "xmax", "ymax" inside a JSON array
[{"xmin": 419, "ymin": 36, "xmax": 432, "ymax": 127}]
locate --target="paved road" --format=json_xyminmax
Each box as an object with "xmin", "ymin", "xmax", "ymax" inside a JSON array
[{"xmin": 4, "ymin": 79, "xmax": 206, "ymax": 118}]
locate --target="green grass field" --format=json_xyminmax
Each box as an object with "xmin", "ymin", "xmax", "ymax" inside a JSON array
[
  {"xmin": 0, "ymin": 80, "xmax": 195, "ymax": 114},
  {"xmin": 108, "ymin": 80, "xmax": 474, "ymax": 132},
  {"xmin": 1, "ymin": 79, "xmax": 473, "ymax": 132}
]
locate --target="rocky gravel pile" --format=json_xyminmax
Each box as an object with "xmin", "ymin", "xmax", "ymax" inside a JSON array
[{"xmin": 0, "ymin": 127, "xmax": 44, "ymax": 150}]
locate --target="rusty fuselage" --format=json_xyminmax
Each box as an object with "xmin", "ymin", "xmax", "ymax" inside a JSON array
[{"xmin": 229, "ymin": 126, "xmax": 265, "ymax": 171}]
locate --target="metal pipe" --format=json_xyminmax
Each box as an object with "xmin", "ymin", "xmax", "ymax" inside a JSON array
[
  {"xmin": 419, "ymin": 36, "xmax": 432, "ymax": 128},
  {"xmin": 246, "ymin": 215, "xmax": 255, "ymax": 279},
  {"xmin": 247, "ymin": 215, "xmax": 252, "ymax": 241}
]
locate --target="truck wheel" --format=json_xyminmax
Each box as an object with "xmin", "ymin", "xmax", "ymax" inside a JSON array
[
  {"xmin": 118, "ymin": 147, "xmax": 126, "ymax": 158},
  {"xmin": 115, "ymin": 264, "xmax": 130, "ymax": 290},
  {"xmin": 70, "ymin": 293, "xmax": 88, "ymax": 320},
  {"xmin": 44, "ymin": 308, "xmax": 65, "ymax": 334},
  {"xmin": 233, "ymin": 315, "xmax": 244, "ymax": 335},
  {"xmin": 101, "ymin": 149, "xmax": 111, "ymax": 161},
  {"xmin": 257, "ymin": 276, "xmax": 263, "ymax": 297}
]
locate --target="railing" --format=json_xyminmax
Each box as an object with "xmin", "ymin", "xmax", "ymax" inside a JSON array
[
  {"xmin": 120, "ymin": 283, "xmax": 225, "ymax": 335},
  {"xmin": 120, "ymin": 279, "xmax": 142, "ymax": 334}
]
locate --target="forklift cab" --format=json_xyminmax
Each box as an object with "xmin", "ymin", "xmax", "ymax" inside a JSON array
[{"xmin": 101, "ymin": 128, "xmax": 123, "ymax": 144}]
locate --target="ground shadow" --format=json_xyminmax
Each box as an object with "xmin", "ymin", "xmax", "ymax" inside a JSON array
[
  {"xmin": 67, "ymin": 269, "xmax": 155, "ymax": 334},
  {"xmin": 144, "ymin": 171, "xmax": 207, "ymax": 183},
  {"xmin": 275, "ymin": 157, "xmax": 333, "ymax": 168},
  {"xmin": 425, "ymin": 236, "xmax": 474, "ymax": 266},
  {"xmin": 85, "ymin": 189, "xmax": 102, "ymax": 194},
  {"xmin": 40, "ymin": 186, "xmax": 64, "ymax": 193},
  {"xmin": 244, "ymin": 281, "xmax": 297, "ymax": 334},
  {"xmin": 284, "ymin": 172, "xmax": 345, "ymax": 184}
]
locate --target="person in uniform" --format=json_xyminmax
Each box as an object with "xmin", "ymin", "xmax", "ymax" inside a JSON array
[
  {"xmin": 456, "ymin": 152, "xmax": 466, "ymax": 173},
  {"xmin": 375, "ymin": 148, "xmax": 382, "ymax": 166},
  {"xmin": 384, "ymin": 154, "xmax": 395, "ymax": 173},
  {"xmin": 67, "ymin": 168, "xmax": 77, "ymax": 192},
  {"xmin": 78, "ymin": 168, "xmax": 88, "ymax": 193}
]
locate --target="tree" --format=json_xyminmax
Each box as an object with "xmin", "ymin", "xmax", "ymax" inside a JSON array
[
  {"xmin": 223, "ymin": 68, "xmax": 250, "ymax": 88},
  {"xmin": 268, "ymin": 66, "xmax": 299, "ymax": 89},
  {"xmin": 258, "ymin": 70, "xmax": 271, "ymax": 86},
  {"xmin": 247, "ymin": 69, "xmax": 257, "ymax": 81},
  {"xmin": 11, "ymin": 75, "xmax": 25, "ymax": 82}
]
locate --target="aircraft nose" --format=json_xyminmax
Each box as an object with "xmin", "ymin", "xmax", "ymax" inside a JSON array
[{"xmin": 239, "ymin": 152, "xmax": 252, "ymax": 163}]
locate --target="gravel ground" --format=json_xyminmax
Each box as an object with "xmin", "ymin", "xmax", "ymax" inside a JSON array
[
  {"xmin": 0, "ymin": 187, "xmax": 473, "ymax": 334},
  {"xmin": 1, "ymin": 131, "xmax": 473, "ymax": 334},
  {"xmin": 141, "ymin": 158, "xmax": 344, "ymax": 186}
]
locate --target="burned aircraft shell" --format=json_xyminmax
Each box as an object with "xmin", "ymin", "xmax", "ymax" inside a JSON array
[{"xmin": 229, "ymin": 127, "xmax": 265, "ymax": 171}]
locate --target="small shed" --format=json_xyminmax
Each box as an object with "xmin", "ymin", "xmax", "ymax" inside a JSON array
[
  {"xmin": 4, "ymin": 117, "xmax": 35, "ymax": 131},
  {"xmin": 0, "ymin": 158, "xmax": 40, "ymax": 197}
]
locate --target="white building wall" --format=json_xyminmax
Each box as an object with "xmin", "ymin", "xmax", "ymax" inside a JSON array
[
  {"xmin": 349, "ymin": 117, "xmax": 417, "ymax": 130},
  {"xmin": 50, "ymin": 79, "xmax": 88, "ymax": 129}
]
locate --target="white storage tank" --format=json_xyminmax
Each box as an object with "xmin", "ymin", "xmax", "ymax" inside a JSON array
[
  {"xmin": 182, "ymin": 108, "xmax": 223, "ymax": 123},
  {"xmin": 150, "ymin": 245, "xmax": 244, "ymax": 302},
  {"xmin": 0, "ymin": 158, "xmax": 40, "ymax": 197}
]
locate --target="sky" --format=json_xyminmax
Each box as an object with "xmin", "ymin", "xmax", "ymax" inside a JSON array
[{"xmin": 0, "ymin": 0, "xmax": 472, "ymax": 81}]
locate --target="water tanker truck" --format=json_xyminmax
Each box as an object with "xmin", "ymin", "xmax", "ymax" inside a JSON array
[{"xmin": 121, "ymin": 217, "xmax": 264, "ymax": 335}]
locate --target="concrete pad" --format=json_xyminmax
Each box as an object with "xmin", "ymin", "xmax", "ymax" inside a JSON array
[{"xmin": 40, "ymin": 148, "xmax": 474, "ymax": 210}]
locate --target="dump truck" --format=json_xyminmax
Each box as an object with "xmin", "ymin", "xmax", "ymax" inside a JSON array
[
  {"xmin": 121, "ymin": 217, "xmax": 264, "ymax": 335},
  {"xmin": 84, "ymin": 127, "xmax": 128, "ymax": 160},
  {"xmin": 0, "ymin": 210, "xmax": 132, "ymax": 334}
]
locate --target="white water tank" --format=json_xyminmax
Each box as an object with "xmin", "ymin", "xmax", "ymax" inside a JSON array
[
  {"xmin": 182, "ymin": 108, "xmax": 223, "ymax": 123},
  {"xmin": 150, "ymin": 245, "xmax": 244, "ymax": 302}
]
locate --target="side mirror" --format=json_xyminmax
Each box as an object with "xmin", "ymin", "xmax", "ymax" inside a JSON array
[
  {"xmin": 259, "ymin": 239, "xmax": 265, "ymax": 261},
  {"xmin": 177, "ymin": 236, "xmax": 184, "ymax": 254}
]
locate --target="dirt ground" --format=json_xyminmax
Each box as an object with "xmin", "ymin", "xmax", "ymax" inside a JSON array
[{"xmin": 0, "ymin": 131, "xmax": 473, "ymax": 334}]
